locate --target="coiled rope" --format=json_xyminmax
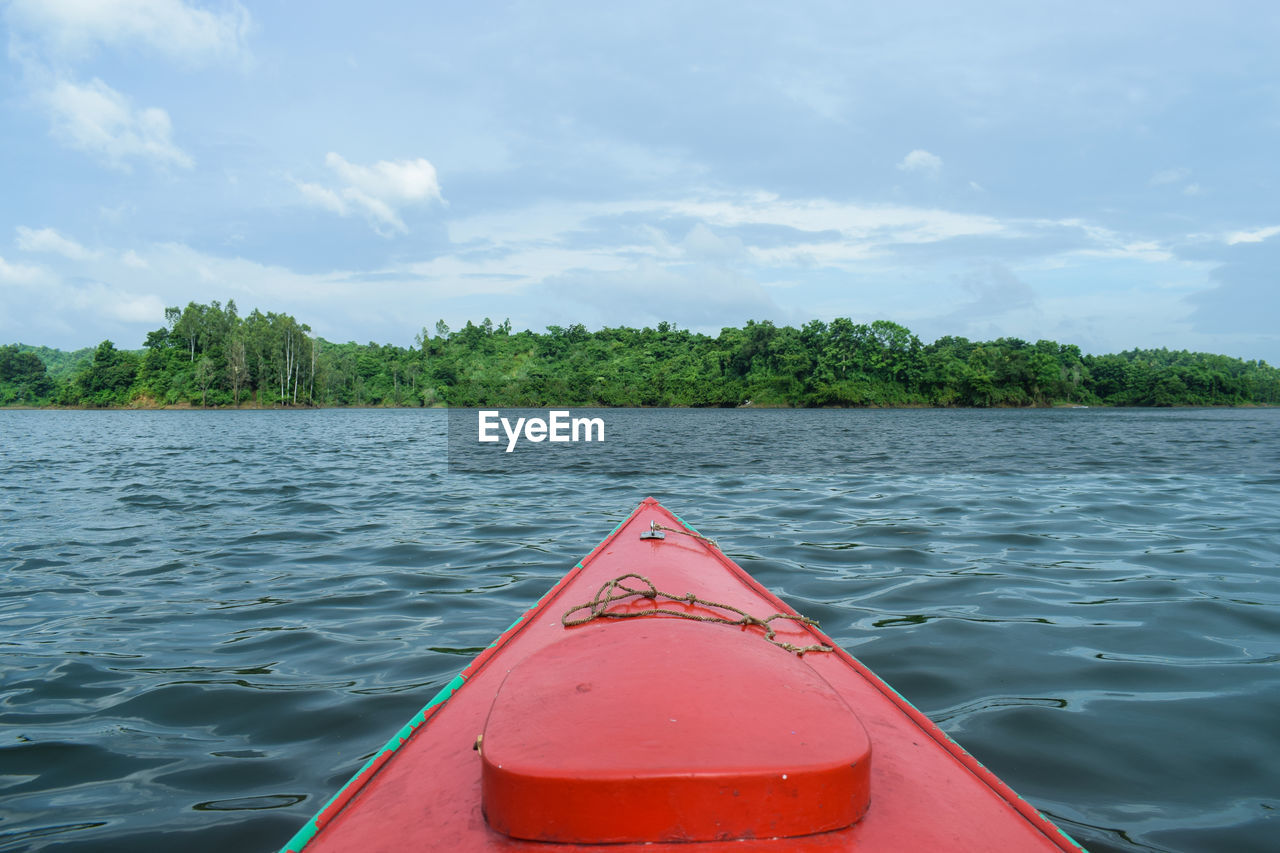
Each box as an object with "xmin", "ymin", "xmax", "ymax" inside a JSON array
[{"xmin": 562, "ymin": 573, "xmax": 833, "ymax": 656}]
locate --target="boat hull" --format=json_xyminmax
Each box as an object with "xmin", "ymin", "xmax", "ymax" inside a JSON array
[{"xmin": 282, "ymin": 497, "xmax": 1082, "ymax": 852}]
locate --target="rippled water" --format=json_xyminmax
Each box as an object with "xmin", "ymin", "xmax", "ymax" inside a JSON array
[{"xmin": 2, "ymin": 409, "xmax": 1278, "ymax": 852}]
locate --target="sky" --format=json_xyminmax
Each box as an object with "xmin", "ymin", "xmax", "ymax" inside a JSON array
[{"xmin": 1, "ymin": 1, "xmax": 1278, "ymax": 363}]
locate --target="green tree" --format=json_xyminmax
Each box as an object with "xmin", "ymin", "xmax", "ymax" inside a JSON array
[
  {"xmin": 75, "ymin": 341, "xmax": 140, "ymax": 406},
  {"xmin": 0, "ymin": 345, "xmax": 56, "ymax": 404}
]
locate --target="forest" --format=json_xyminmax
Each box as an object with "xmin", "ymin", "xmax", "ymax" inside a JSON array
[{"xmin": 2, "ymin": 299, "xmax": 1278, "ymax": 408}]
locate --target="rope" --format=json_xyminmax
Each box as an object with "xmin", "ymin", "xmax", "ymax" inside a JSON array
[
  {"xmin": 562, "ymin": 573, "xmax": 833, "ymax": 655},
  {"xmin": 648, "ymin": 521, "xmax": 718, "ymax": 548}
]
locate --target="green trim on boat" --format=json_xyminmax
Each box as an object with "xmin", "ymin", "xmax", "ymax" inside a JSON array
[
  {"xmin": 670, "ymin": 510, "xmax": 699, "ymax": 533},
  {"xmin": 499, "ymin": 562, "xmax": 586, "ymax": 637},
  {"xmin": 280, "ymin": 672, "xmax": 467, "ymax": 852}
]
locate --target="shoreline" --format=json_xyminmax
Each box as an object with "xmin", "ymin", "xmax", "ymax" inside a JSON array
[{"xmin": 3, "ymin": 401, "xmax": 1274, "ymax": 412}]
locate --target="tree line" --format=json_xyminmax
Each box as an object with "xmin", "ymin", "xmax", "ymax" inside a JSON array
[{"xmin": 2, "ymin": 300, "xmax": 1278, "ymax": 408}]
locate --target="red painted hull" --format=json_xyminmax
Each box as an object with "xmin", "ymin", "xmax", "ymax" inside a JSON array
[{"xmin": 283, "ymin": 498, "xmax": 1083, "ymax": 852}]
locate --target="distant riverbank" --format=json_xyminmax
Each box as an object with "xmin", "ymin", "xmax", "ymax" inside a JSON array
[
  {"xmin": 5, "ymin": 302, "xmax": 1278, "ymax": 410},
  {"xmin": 3, "ymin": 400, "xmax": 1275, "ymax": 411}
]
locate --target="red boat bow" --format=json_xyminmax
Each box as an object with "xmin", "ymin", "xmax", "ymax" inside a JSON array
[{"xmin": 283, "ymin": 497, "xmax": 1083, "ymax": 852}]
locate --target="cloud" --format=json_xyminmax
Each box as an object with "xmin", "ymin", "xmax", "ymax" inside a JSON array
[
  {"xmin": 297, "ymin": 153, "xmax": 445, "ymax": 235},
  {"xmin": 326, "ymin": 153, "xmax": 442, "ymax": 204},
  {"xmin": 64, "ymin": 282, "xmax": 167, "ymax": 323},
  {"xmin": 960, "ymin": 263, "xmax": 1038, "ymax": 313},
  {"xmin": 441, "ymin": 194, "xmax": 1014, "ymax": 296},
  {"xmin": 932, "ymin": 262, "xmax": 1039, "ymax": 331},
  {"xmin": 7, "ymin": 2, "xmax": 245, "ymax": 172},
  {"xmin": 407, "ymin": 244, "xmax": 631, "ymax": 292},
  {"xmin": 0, "ymin": 255, "xmax": 44, "ymax": 286},
  {"xmin": 41, "ymin": 78, "xmax": 193, "ymax": 168},
  {"xmin": 1186, "ymin": 240, "xmax": 1280, "ymax": 337},
  {"xmin": 681, "ymin": 223, "xmax": 746, "ymax": 262},
  {"xmin": 673, "ymin": 195, "xmax": 997, "ymax": 243},
  {"xmin": 537, "ymin": 259, "xmax": 787, "ymax": 331},
  {"xmin": 5, "ymin": 0, "xmax": 250, "ymax": 66},
  {"xmin": 296, "ymin": 182, "xmax": 347, "ymax": 215},
  {"xmin": 1224, "ymin": 224, "xmax": 1280, "ymax": 245},
  {"xmin": 1034, "ymin": 219, "xmax": 1174, "ymax": 264},
  {"xmin": 15, "ymin": 226, "xmax": 97, "ymax": 260},
  {"xmin": 0, "ymin": 238, "xmax": 353, "ymax": 347},
  {"xmin": 897, "ymin": 149, "xmax": 943, "ymax": 176}
]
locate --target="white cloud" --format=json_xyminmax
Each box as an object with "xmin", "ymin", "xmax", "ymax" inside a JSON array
[
  {"xmin": 681, "ymin": 223, "xmax": 745, "ymax": 262},
  {"xmin": 298, "ymin": 153, "xmax": 445, "ymax": 235},
  {"xmin": 1078, "ymin": 241, "xmax": 1173, "ymax": 263},
  {"xmin": 61, "ymin": 282, "xmax": 167, "ymax": 323},
  {"xmin": 121, "ymin": 250, "xmax": 149, "ymax": 269},
  {"xmin": 897, "ymin": 149, "xmax": 943, "ymax": 176},
  {"xmin": 326, "ymin": 153, "xmax": 443, "ymax": 206},
  {"xmin": 42, "ymin": 78, "xmax": 192, "ymax": 168},
  {"xmin": 6, "ymin": 0, "xmax": 250, "ymax": 66},
  {"xmin": 1224, "ymin": 225, "xmax": 1280, "ymax": 245},
  {"xmin": 446, "ymin": 193, "xmax": 1009, "ymax": 281},
  {"xmin": 16, "ymin": 226, "xmax": 97, "ymax": 260},
  {"xmin": 538, "ymin": 260, "xmax": 786, "ymax": 332},
  {"xmin": 296, "ymin": 181, "xmax": 347, "ymax": 215},
  {"xmin": 671, "ymin": 195, "xmax": 1001, "ymax": 246},
  {"xmin": 7, "ymin": 2, "xmax": 238, "ymax": 172},
  {"xmin": 407, "ymin": 245, "xmax": 632, "ymax": 292},
  {"xmin": 0, "ymin": 255, "xmax": 45, "ymax": 285}
]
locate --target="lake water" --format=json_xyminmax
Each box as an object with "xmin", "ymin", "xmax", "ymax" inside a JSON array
[{"xmin": 2, "ymin": 408, "xmax": 1278, "ymax": 852}]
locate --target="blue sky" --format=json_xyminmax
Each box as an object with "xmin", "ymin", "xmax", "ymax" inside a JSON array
[{"xmin": 2, "ymin": 1, "xmax": 1278, "ymax": 363}]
